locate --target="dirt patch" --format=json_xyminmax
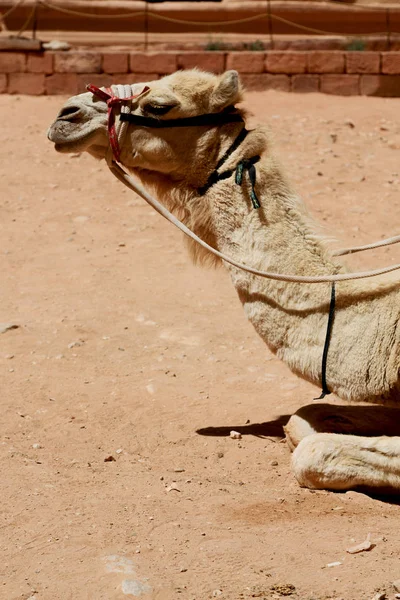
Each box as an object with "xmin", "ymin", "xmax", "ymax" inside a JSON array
[{"xmin": 1, "ymin": 90, "xmax": 400, "ymax": 600}]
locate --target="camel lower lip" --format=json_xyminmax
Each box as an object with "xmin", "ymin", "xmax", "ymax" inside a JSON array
[{"xmin": 54, "ymin": 142, "xmax": 75, "ymax": 152}]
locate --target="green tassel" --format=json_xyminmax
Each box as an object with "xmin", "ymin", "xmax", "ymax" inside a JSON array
[
  {"xmin": 235, "ymin": 162, "xmax": 244, "ymax": 185},
  {"xmin": 250, "ymin": 190, "xmax": 261, "ymax": 209}
]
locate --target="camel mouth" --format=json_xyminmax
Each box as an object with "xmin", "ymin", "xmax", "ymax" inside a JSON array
[{"xmin": 47, "ymin": 118, "xmax": 107, "ymax": 155}]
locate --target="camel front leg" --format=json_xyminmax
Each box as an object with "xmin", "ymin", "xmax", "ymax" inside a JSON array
[
  {"xmin": 284, "ymin": 403, "xmax": 400, "ymax": 493},
  {"xmin": 291, "ymin": 433, "xmax": 400, "ymax": 493}
]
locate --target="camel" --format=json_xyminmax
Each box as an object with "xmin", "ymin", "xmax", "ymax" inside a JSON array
[{"xmin": 47, "ymin": 69, "xmax": 400, "ymax": 494}]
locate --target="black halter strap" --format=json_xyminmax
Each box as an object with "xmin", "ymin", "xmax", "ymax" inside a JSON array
[
  {"xmin": 121, "ymin": 107, "xmax": 260, "ymax": 207},
  {"xmin": 120, "ymin": 111, "xmax": 244, "ymax": 129},
  {"xmin": 198, "ymin": 127, "xmax": 261, "ymax": 208},
  {"xmin": 314, "ymin": 282, "xmax": 336, "ymax": 400}
]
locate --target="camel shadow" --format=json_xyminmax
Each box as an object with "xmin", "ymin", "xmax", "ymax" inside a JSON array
[
  {"xmin": 196, "ymin": 404, "xmax": 400, "ymax": 502},
  {"xmin": 196, "ymin": 414, "xmax": 290, "ymax": 439}
]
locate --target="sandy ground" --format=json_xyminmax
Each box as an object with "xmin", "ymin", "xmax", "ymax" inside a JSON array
[{"xmin": 1, "ymin": 89, "xmax": 400, "ymax": 600}]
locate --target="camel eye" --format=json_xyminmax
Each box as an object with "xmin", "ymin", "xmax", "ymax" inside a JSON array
[{"xmin": 143, "ymin": 103, "xmax": 174, "ymax": 116}]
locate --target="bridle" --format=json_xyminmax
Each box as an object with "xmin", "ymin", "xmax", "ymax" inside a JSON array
[{"xmin": 87, "ymin": 82, "xmax": 400, "ymax": 285}]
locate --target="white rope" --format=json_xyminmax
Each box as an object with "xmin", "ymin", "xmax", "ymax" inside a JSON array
[
  {"xmin": 107, "ymin": 160, "xmax": 400, "ymax": 284},
  {"xmin": 334, "ymin": 234, "xmax": 400, "ymax": 257},
  {"xmin": 102, "ymin": 85, "xmax": 400, "ymax": 285}
]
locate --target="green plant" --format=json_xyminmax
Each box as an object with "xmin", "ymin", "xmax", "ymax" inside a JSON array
[
  {"xmin": 244, "ymin": 39, "xmax": 265, "ymax": 51},
  {"xmin": 346, "ymin": 38, "xmax": 366, "ymax": 51},
  {"xmin": 204, "ymin": 39, "xmax": 226, "ymax": 51}
]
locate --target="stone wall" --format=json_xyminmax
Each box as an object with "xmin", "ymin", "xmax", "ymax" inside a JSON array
[{"xmin": 1, "ymin": 50, "xmax": 400, "ymax": 96}]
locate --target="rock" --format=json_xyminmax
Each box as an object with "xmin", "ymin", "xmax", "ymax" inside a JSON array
[
  {"xmin": 42, "ymin": 40, "xmax": 71, "ymax": 51},
  {"xmin": 32, "ymin": 443, "xmax": 42, "ymax": 449},
  {"xmin": 68, "ymin": 341, "xmax": 83, "ymax": 348},
  {"xmin": 270, "ymin": 583, "xmax": 296, "ymax": 596},
  {"xmin": 346, "ymin": 534, "xmax": 374, "ymax": 554},
  {"xmin": 270, "ymin": 460, "xmax": 279, "ymax": 466},
  {"xmin": 230, "ymin": 430, "xmax": 242, "ymax": 440},
  {"xmin": 212, "ymin": 591, "xmax": 222, "ymax": 597},
  {"xmin": 345, "ymin": 119, "xmax": 355, "ymax": 128},
  {"xmin": 166, "ymin": 483, "xmax": 181, "ymax": 492},
  {"xmin": 326, "ymin": 561, "xmax": 342, "ymax": 568},
  {"xmin": 0, "ymin": 323, "xmax": 19, "ymax": 334},
  {"xmin": 393, "ymin": 580, "xmax": 400, "ymax": 592},
  {"xmin": 371, "ymin": 593, "xmax": 386, "ymax": 600},
  {"xmin": 104, "ymin": 455, "xmax": 116, "ymax": 462}
]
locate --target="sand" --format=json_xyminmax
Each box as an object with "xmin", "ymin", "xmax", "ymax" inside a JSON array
[{"xmin": 1, "ymin": 89, "xmax": 400, "ymax": 600}]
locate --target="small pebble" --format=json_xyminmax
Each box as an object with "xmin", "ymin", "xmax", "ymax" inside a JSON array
[
  {"xmin": 230, "ymin": 430, "xmax": 242, "ymax": 440},
  {"xmin": 68, "ymin": 341, "xmax": 83, "ymax": 349},
  {"xmin": 104, "ymin": 455, "xmax": 116, "ymax": 462},
  {"xmin": 212, "ymin": 591, "xmax": 222, "ymax": 597},
  {"xmin": 0, "ymin": 323, "xmax": 19, "ymax": 334},
  {"xmin": 180, "ymin": 567, "xmax": 187, "ymax": 573},
  {"xmin": 326, "ymin": 562, "xmax": 342, "ymax": 568},
  {"xmin": 32, "ymin": 443, "xmax": 42, "ymax": 449},
  {"xmin": 174, "ymin": 468, "xmax": 185, "ymax": 473},
  {"xmin": 116, "ymin": 449, "xmax": 123, "ymax": 454},
  {"xmin": 166, "ymin": 483, "xmax": 181, "ymax": 492},
  {"xmin": 270, "ymin": 460, "xmax": 278, "ymax": 466}
]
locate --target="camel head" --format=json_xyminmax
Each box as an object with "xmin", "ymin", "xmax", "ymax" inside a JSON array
[{"xmin": 47, "ymin": 69, "xmax": 244, "ymax": 181}]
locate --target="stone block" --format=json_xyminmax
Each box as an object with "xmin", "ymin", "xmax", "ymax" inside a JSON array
[
  {"xmin": 226, "ymin": 52, "xmax": 264, "ymax": 73},
  {"xmin": 102, "ymin": 53, "xmax": 129, "ymax": 74},
  {"xmin": 129, "ymin": 52, "xmax": 177, "ymax": 74},
  {"xmin": 177, "ymin": 52, "xmax": 225, "ymax": 73},
  {"xmin": 320, "ymin": 74, "xmax": 359, "ymax": 96},
  {"xmin": 308, "ymin": 52, "xmax": 345, "ymax": 74},
  {"xmin": 381, "ymin": 52, "xmax": 400, "ymax": 74},
  {"xmin": 8, "ymin": 73, "xmax": 45, "ymax": 95},
  {"xmin": 0, "ymin": 52, "xmax": 26, "ymax": 73},
  {"xmin": 27, "ymin": 52, "xmax": 53, "ymax": 74},
  {"xmin": 345, "ymin": 52, "xmax": 380, "ymax": 74},
  {"xmin": 0, "ymin": 74, "xmax": 7, "ymax": 93},
  {"xmin": 241, "ymin": 73, "xmax": 290, "ymax": 92},
  {"xmin": 118, "ymin": 73, "xmax": 159, "ymax": 84},
  {"xmin": 266, "ymin": 52, "xmax": 307, "ymax": 74},
  {"xmin": 291, "ymin": 74, "xmax": 320, "ymax": 93},
  {"xmin": 360, "ymin": 74, "xmax": 400, "ymax": 97},
  {"xmin": 77, "ymin": 73, "xmax": 114, "ymax": 93},
  {"xmin": 45, "ymin": 73, "xmax": 79, "ymax": 95},
  {"xmin": 54, "ymin": 52, "xmax": 102, "ymax": 74}
]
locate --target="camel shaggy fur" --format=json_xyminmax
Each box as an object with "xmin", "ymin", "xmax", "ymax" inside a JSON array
[{"xmin": 48, "ymin": 69, "xmax": 400, "ymax": 494}]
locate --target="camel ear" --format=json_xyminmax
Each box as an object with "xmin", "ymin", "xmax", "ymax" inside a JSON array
[{"xmin": 211, "ymin": 70, "xmax": 242, "ymax": 110}]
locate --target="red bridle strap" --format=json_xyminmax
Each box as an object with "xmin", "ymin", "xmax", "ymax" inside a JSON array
[{"xmin": 86, "ymin": 83, "xmax": 149, "ymax": 163}]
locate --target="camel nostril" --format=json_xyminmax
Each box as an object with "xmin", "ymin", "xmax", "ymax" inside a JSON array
[{"xmin": 57, "ymin": 105, "xmax": 81, "ymax": 121}]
